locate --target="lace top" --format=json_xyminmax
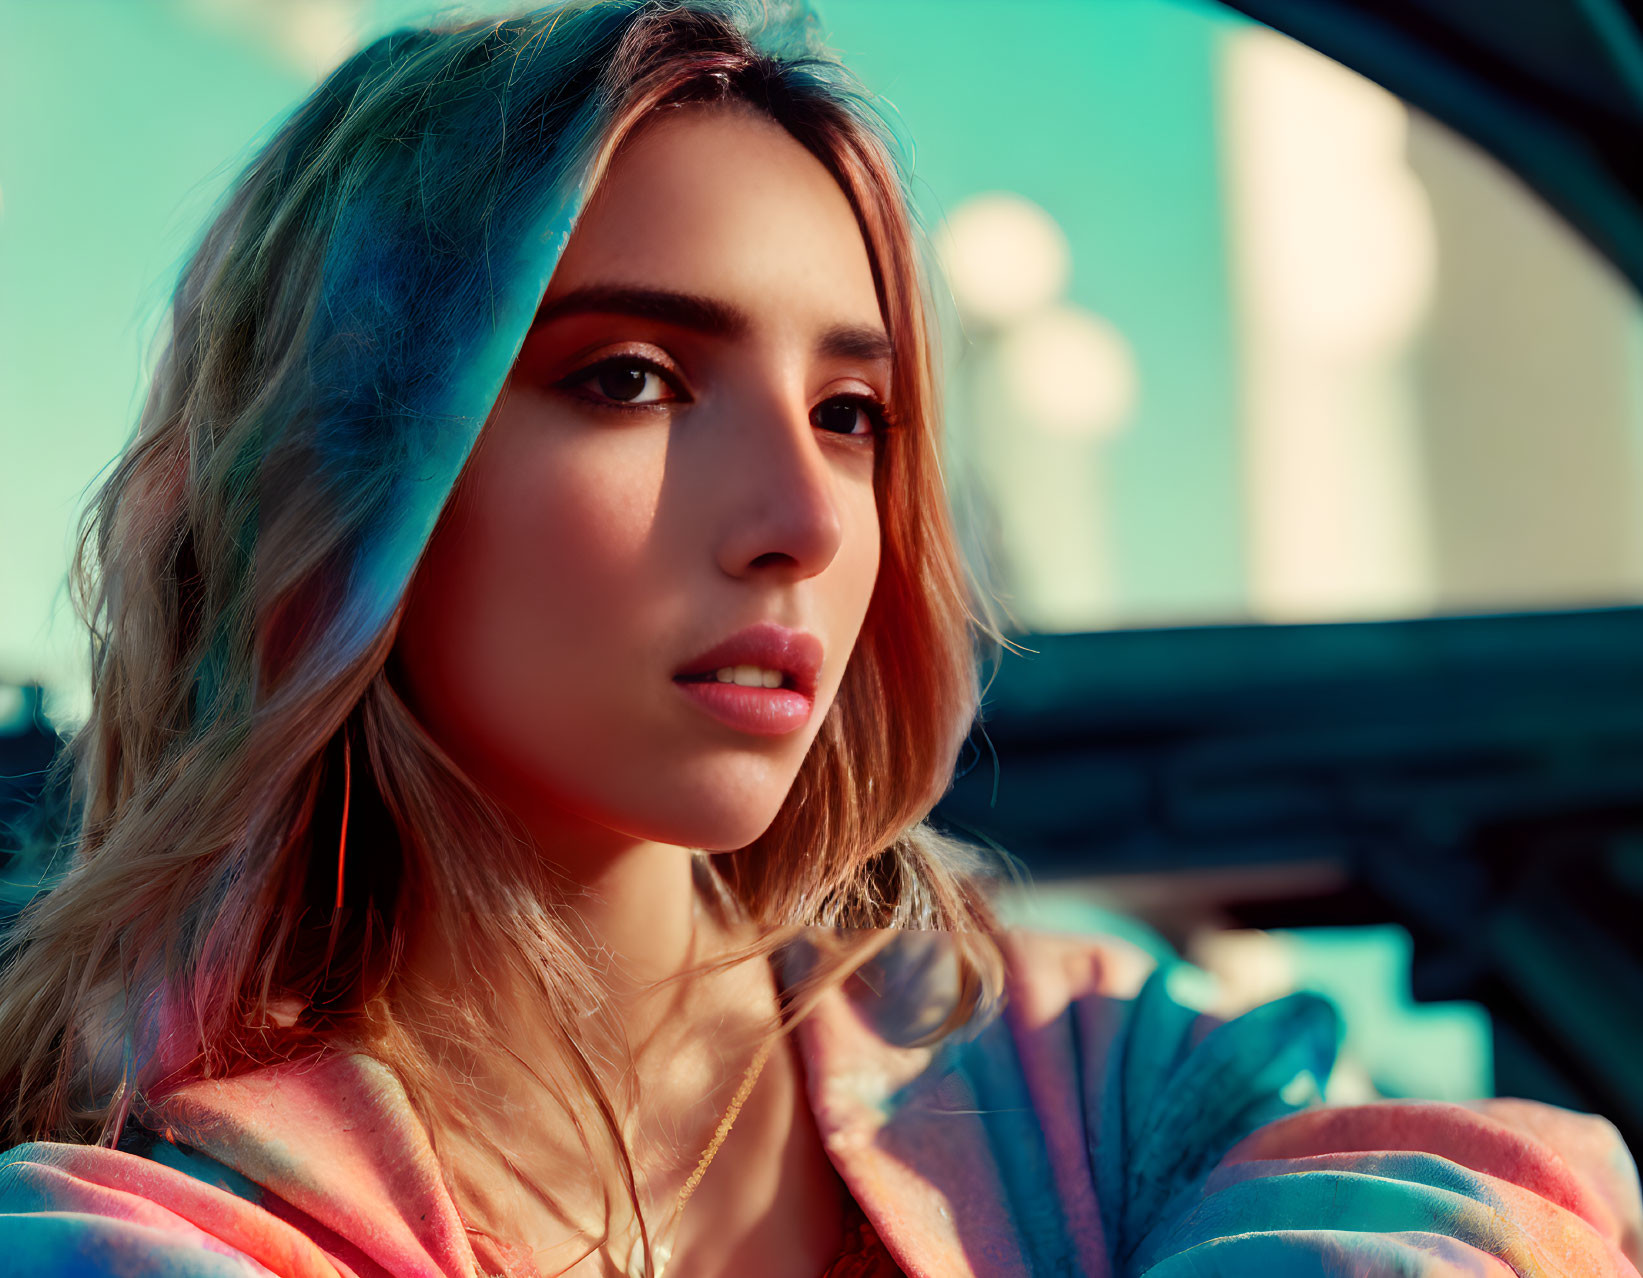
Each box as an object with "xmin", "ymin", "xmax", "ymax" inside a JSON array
[{"xmin": 821, "ymin": 1199, "xmax": 907, "ymax": 1278}]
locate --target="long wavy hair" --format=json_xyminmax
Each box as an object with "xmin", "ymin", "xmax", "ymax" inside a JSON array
[{"xmin": 0, "ymin": 0, "xmax": 1006, "ymax": 1266}]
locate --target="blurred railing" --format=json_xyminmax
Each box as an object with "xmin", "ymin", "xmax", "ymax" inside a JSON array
[{"xmin": 935, "ymin": 605, "xmax": 1643, "ymax": 1152}]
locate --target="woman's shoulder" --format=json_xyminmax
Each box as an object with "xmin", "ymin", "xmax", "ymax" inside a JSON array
[
  {"xmin": 798, "ymin": 923, "xmax": 1643, "ymax": 1277},
  {"xmin": 0, "ymin": 1052, "xmax": 475, "ymax": 1277},
  {"xmin": 0, "ymin": 1135, "xmax": 318, "ymax": 1276}
]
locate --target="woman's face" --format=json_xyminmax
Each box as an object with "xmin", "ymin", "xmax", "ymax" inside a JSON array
[{"xmin": 393, "ymin": 103, "xmax": 888, "ymax": 857}]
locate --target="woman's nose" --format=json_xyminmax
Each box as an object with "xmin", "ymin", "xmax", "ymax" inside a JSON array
[{"xmin": 711, "ymin": 394, "xmax": 847, "ymax": 583}]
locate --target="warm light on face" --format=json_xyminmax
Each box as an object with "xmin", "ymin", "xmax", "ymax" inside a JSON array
[{"xmin": 391, "ymin": 104, "xmax": 888, "ymax": 857}]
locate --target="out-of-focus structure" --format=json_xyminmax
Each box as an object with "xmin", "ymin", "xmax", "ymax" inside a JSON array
[{"xmin": 5, "ymin": 0, "xmax": 1643, "ymax": 1150}]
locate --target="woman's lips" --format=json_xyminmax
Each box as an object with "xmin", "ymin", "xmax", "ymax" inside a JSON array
[
  {"xmin": 672, "ymin": 622, "xmax": 823, "ymax": 734},
  {"xmin": 672, "ymin": 623, "xmax": 823, "ymax": 699},
  {"xmin": 672, "ymin": 678, "xmax": 814, "ymax": 736}
]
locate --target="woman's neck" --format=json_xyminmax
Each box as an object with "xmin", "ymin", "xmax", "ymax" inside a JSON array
[
  {"xmin": 398, "ymin": 915, "xmax": 845, "ymax": 1278},
  {"xmin": 556, "ymin": 837, "xmax": 714, "ymax": 985},
  {"xmin": 404, "ymin": 781, "xmax": 735, "ymax": 993},
  {"xmin": 534, "ymin": 786, "xmax": 720, "ymax": 974},
  {"xmin": 389, "ymin": 805, "xmax": 840, "ymax": 1274}
]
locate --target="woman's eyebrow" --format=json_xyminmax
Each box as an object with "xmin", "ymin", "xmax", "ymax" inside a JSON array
[
  {"xmin": 531, "ymin": 284, "xmax": 891, "ymax": 364},
  {"xmin": 533, "ymin": 284, "xmax": 745, "ymax": 336},
  {"xmin": 818, "ymin": 325, "xmax": 893, "ymax": 366}
]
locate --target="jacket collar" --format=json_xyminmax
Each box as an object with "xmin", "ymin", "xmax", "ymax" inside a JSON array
[
  {"xmin": 791, "ymin": 937, "xmax": 1003, "ymax": 1278},
  {"xmin": 790, "ymin": 930, "xmax": 1127, "ymax": 1278},
  {"xmin": 145, "ymin": 1051, "xmax": 479, "ymax": 1278}
]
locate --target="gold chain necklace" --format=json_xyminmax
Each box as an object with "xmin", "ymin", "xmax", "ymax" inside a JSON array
[{"xmin": 619, "ymin": 1033, "xmax": 776, "ymax": 1278}]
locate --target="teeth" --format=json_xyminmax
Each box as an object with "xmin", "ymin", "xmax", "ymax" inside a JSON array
[{"xmin": 714, "ymin": 665, "xmax": 785, "ymax": 689}]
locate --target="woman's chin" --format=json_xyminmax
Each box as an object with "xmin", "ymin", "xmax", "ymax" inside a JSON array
[
  {"xmin": 617, "ymin": 760, "xmax": 802, "ymax": 850},
  {"xmin": 632, "ymin": 803, "xmax": 786, "ymax": 855}
]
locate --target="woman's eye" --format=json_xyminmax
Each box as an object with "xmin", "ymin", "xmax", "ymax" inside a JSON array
[
  {"xmin": 566, "ymin": 357, "xmax": 679, "ymax": 407},
  {"xmin": 812, "ymin": 395, "xmax": 886, "ymax": 437}
]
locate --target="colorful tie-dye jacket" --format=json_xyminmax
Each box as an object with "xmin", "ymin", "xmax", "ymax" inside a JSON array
[{"xmin": 2, "ymin": 930, "xmax": 1640, "ymax": 1277}]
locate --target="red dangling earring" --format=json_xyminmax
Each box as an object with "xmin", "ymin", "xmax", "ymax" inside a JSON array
[{"xmin": 334, "ymin": 728, "xmax": 352, "ymax": 912}]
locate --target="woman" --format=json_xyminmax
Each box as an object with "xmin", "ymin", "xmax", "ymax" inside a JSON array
[{"xmin": 1, "ymin": 2, "xmax": 1638, "ymax": 1275}]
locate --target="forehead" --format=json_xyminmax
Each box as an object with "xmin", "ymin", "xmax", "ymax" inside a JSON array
[{"xmin": 544, "ymin": 103, "xmax": 884, "ymax": 331}]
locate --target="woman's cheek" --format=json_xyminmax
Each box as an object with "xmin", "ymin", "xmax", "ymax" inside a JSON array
[
  {"xmin": 838, "ymin": 481, "xmax": 882, "ymax": 618},
  {"xmin": 522, "ymin": 440, "xmax": 669, "ymax": 608},
  {"xmin": 482, "ymin": 458, "xmax": 677, "ymax": 747}
]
